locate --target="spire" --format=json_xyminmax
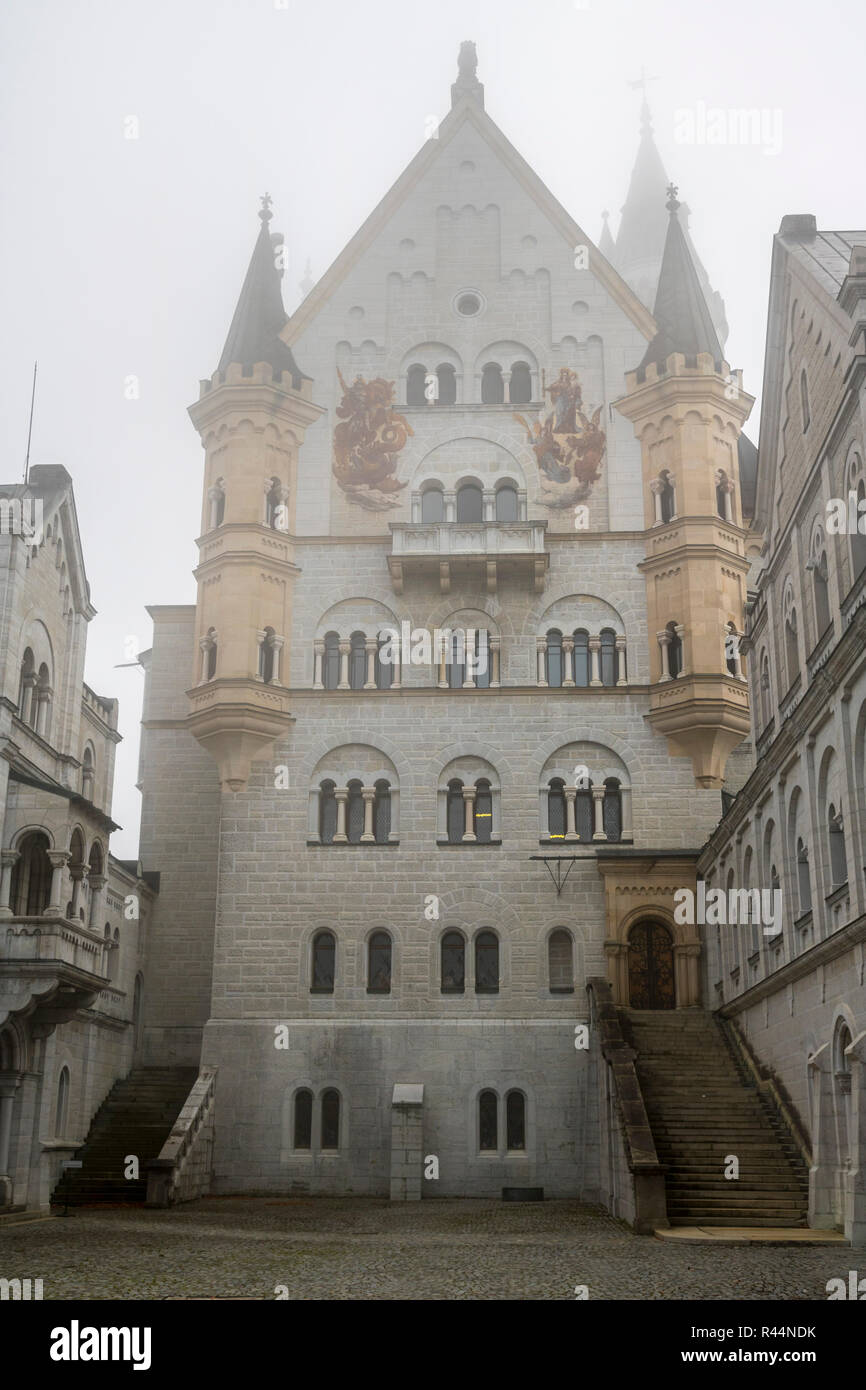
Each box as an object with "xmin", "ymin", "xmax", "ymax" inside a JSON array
[
  {"xmin": 598, "ymin": 209, "xmax": 615, "ymax": 260},
  {"xmin": 637, "ymin": 185, "xmax": 724, "ymax": 373},
  {"xmin": 451, "ymin": 40, "xmax": 484, "ymax": 108},
  {"xmin": 217, "ymin": 196, "xmax": 308, "ymax": 386}
]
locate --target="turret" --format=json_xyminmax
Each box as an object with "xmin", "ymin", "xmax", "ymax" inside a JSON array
[
  {"xmin": 615, "ymin": 186, "xmax": 754, "ymax": 788},
  {"xmin": 186, "ymin": 196, "xmax": 324, "ymax": 790}
]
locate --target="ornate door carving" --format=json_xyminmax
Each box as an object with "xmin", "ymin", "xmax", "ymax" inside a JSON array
[{"xmin": 628, "ymin": 920, "xmax": 675, "ymax": 1009}]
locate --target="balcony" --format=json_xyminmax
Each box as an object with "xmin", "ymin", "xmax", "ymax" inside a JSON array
[
  {"xmin": 0, "ymin": 915, "xmax": 107, "ymax": 1028},
  {"xmin": 388, "ymin": 520, "xmax": 549, "ymax": 594}
]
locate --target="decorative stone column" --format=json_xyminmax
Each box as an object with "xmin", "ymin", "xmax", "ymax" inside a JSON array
[
  {"xmin": 673, "ymin": 942, "xmax": 702, "ymax": 1007},
  {"xmin": 21, "ymin": 672, "xmax": 37, "ymax": 725},
  {"xmin": 337, "ymin": 641, "xmax": 350, "ymax": 690},
  {"xmin": 443, "ymin": 490, "xmax": 456, "ymax": 523},
  {"xmin": 88, "ymin": 874, "xmax": 107, "ymax": 930},
  {"xmin": 615, "ymin": 635, "xmax": 628, "ymax": 686},
  {"xmin": 70, "ymin": 865, "xmax": 88, "ymax": 920},
  {"xmin": 592, "ymin": 786, "xmax": 606, "ymax": 840},
  {"xmin": 489, "ymin": 636, "xmax": 500, "ymax": 687},
  {"xmin": 360, "ymin": 788, "xmax": 376, "ymax": 842},
  {"xmin": 536, "ymin": 638, "xmax": 547, "ymax": 687},
  {"xmin": 562, "ymin": 637, "xmax": 575, "ymax": 687},
  {"xmin": 0, "ymin": 851, "xmax": 19, "ymax": 918},
  {"xmin": 199, "ymin": 637, "xmax": 212, "ymax": 684},
  {"xmin": 364, "ymin": 639, "xmax": 377, "ymax": 690},
  {"xmin": 391, "ymin": 639, "xmax": 401, "ymax": 689},
  {"xmin": 604, "ymin": 940, "xmax": 630, "ymax": 1005},
  {"xmin": 270, "ymin": 636, "xmax": 284, "ymax": 685},
  {"xmin": 650, "ymin": 477, "xmax": 664, "ymax": 524},
  {"xmin": 482, "ymin": 490, "xmax": 495, "ymax": 522},
  {"xmin": 333, "ymin": 788, "xmax": 349, "ymax": 843},
  {"xmin": 44, "ymin": 851, "xmax": 70, "ymax": 918},
  {"xmin": 437, "ymin": 642, "xmax": 448, "ymax": 688},
  {"xmin": 675, "ymin": 623, "xmax": 687, "ymax": 677},
  {"xmin": 589, "ymin": 635, "xmax": 602, "ymax": 686},
  {"xmin": 564, "ymin": 788, "xmax": 578, "ymax": 841},
  {"xmin": 312, "ymin": 639, "xmax": 324, "ymax": 690},
  {"xmin": 462, "ymin": 786, "xmax": 477, "ymax": 842},
  {"xmin": 0, "ymin": 1075, "xmax": 21, "ymax": 1188},
  {"xmin": 657, "ymin": 629, "xmax": 671, "ymax": 682},
  {"xmin": 411, "ymin": 493, "xmax": 421, "ymax": 523},
  {"xmin": 35, "ymin": 685, "xmax": 52, "ymax": 738}
]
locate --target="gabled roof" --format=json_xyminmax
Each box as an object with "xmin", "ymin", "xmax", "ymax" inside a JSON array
[
  {"xmin": 280, "ymin": 86, "xmax": 657, "ymax": 349},
  {"xmin": 637, "ymin": 190, "xmax": 724, "ymax": 374},
  {"xmin": 0, "ymin": 464, "xmax": 95, "ymax": 619},
  {"xmin": 218, "ymin": 200, "xmax": 309, "ymax": 387}
]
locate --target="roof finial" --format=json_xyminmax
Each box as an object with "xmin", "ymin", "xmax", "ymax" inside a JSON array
[
  {"xmin": 665, "ymin": 183, "xmax": 680, "ymax": 214},
  {"xmin": 451, "ymin": 40, "xmax": 484, "ymax": 108},
  {"xmin": 629, "ymin": 67, "xmax": 659, "ymax": 134},
  {"xmin": 259, "ymin": 191, "xmax": 273, "ymax": 223}
]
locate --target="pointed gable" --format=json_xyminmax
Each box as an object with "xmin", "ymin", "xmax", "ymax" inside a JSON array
[{"xmin": 218, "ymin": 199, "xmax": 309, "ymax": 387}]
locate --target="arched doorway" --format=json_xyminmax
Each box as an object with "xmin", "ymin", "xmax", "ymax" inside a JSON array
[{"xmin": 628, "ymin": 919, "xmax": 675, "ymax": 1009}]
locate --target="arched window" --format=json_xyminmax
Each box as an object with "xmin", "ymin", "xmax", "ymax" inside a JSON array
[
  {"xmin": 368, "ymin": 931, "xmax": 392, "ymax": 993},
  {"xmin": 103, "ymin": 924, "xmax": 112, "ymax": 978},
  {"xmin": 323, "ymin": 632, "xmax": 340, "ymax": 690},
  {"xmin": 475, "ymin": 930, "xmax": 499, "ymax": 994},
  {"xmin": 548, "ymin": 929, "xmax": 574, "ymax": 992},
  {"xmin": 406, "ymin": 363, "xmax": 427, "ymax": 406},
  {"xmin": 479, "ymin": 1090, "xmax": 498, "ymax": 1150},
  {"xmin": 348, "ymin": 632, "xmax": 367, "ymax": 691},
  {"xmin": 659, "ymin": 471, "xmax": 675, "ymax": 522},
  {"xmin": 828, "ymin": 804, "xmax": 847, "ymax": 888},
  {"xmin": 34, "ymin": 662, "xmax": 51, "ymax": 738},
  {"xmin": 800, "ymin": 368, "xmax": 810, "ymax": 431},
  {"xmin": 205, "ymin": 629, "xmax": 217, "ymax": 681},
  {"xmin": 575, "ymin": 785, "xmax": 593, "ymax": 841},
  {"xmin": 311, "ymin": 931, "xmax": 336, "ymax": 993},
  {"xmin": 346, "ymin": 779, "xmax": 364, "ymax": 843},
  {"xmin": 572, "ymin": 630, "xmax": 589, "ymax": 687},
  {"xmin": 421, "ymin": 485, "xmax": 444, "ymax": 523},
  {"xmin": 475, "ymin": 778, "xmax": 492, "ymax": 844},
  {"xmin": 293, "ymin": 1089, "xmax": 313, "ymax": 1149},
  {"xmin": 796, "ymin": 838, "xmax": 812, "ymax": 915},
  {"xmin": 264, "ymin": 477, "xmax": 285, "ymax": 529},
  {"xmin": 715, "ymin": 471, "xmax": 729, "ymax": 519},
  {"xmin": 10, "ymin": 832, "xmax": 52, "ymax": 916},
  {"xmin": 18, "ymin": 648, "xmax": 35, "ymax": 725},
  {"xmin": 546, "ymin": 630, "xmax": 563, "ymax": 687},
  {"xmin": 725, "ymin": 622, "xmax": 740, "ymax": 677},
  {"xmin": 851, "ymin": 474, "xmax": 866, "ymax": 579},
  {"xmin": 473, "ymin": 629, "xmax": 490, "ymax": 689},
  {"xmin": 321, "ymin": 1090, "xmax": 340, "ymax": 1149},
  {"xmin": 448, "ymin": 630, "xmax": 465, "ymax": 689},
  {"xmin": 812, "ymin": 548, "xmax": 831, "ymax": 636},
  {"xmin": 785, "ymin": 609, "xmax": 799, "ymax": 689},
  {"xmin": 209, "ymin": 479, "xmax": 225, "ymax": 530},
  {"xmin": 834, "ymin": 1022, "xmax": 852, "ymax": 1080},
  {"xmin": 603, "ymin": 778, "xmax": 622, "ymax": 842},
  {"xmin": 446, "ymin": 779, "xmax": 464, "ymax": 844},
  {"xmin": 456, "ymin": 483, "xmax": 483, "ymax": 523},
  {"xmin": 667, "ymin": 621, "xmax": 683, "ymax": 679},
  {"xmin": 506, "ymin": 1091, "xmax": 526, "ymax": 1151},
  {"xmin": 508, "ymin": 362, "xmax": 532, "ymax": 405},
  {"xmin": 319, "ymin": 781, "xmax": 337, "ymax": 843},
  {"xmin": 55, "ymin": 1066, "xmax": 69, "ymax": 1138},
  {"xmin": 375, "ymin": 633, "xmax": 394, "ymax": 689},
  {"xmin": 600, "ymin": 629, "xmax": 616, "ymax": 687},
  {"xmin": 494, "ymin": 483, "xmax": 519, "ymax": 521},
  {"xmin": 436, "ymin": 363, "xmax": 457, "ymax": 406},
  {"xmin": 547, "ymin": 778, "xmax": 566, "ymax": 838},
  {"xmin": 481, "ymin": 363, "xmax": 504, "ymax": 404},
  {"xmin": 374, "ymin": 779, "xmax": 391, "ymax": 844},
  {"xmin": 258, "ymin": 627, "xmax": 276, "ymax": 684},
  {"xmin": 759, "ymin": 652, "xmax": 771, "ymax": 730},
  {"xmin": 81, "ymin": 745, "xmax": 95, "ymax": 800},
  {"xmin": 441, "ymin": 931, "xmax": 465, "ymax": 993}
]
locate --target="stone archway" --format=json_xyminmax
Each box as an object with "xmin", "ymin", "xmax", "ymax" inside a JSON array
[{"xmin": 627, "ymin": 919, "xmax": 675, "ymax": 1009}]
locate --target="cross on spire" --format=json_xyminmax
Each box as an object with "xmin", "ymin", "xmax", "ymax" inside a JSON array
[
  {"xmin": 259, "ymin": 191, "xmax": 273, "ymax": 222},
  {"xmin": 665, "ymin": 183, "xmax": 680, "ymax": 213}
]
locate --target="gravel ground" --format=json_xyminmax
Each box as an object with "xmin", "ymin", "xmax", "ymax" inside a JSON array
[{"xmin": 0, "ymin": 1198, "xmax": 851, "ymax": 1300}]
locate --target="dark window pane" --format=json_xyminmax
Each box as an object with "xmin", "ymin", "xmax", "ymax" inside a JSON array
[
  {"xmin": 323, "ymin": 634, "xmax": 340, "ymax": 690},
  {"xmin": 407, "ymin": 364, "xmax": 426, "ymax": 406},
  {"xmin": 368, "ymin": 932, "xmax": 392, "ymax": 993},
  {"xmin": 441, "ymin": 931, "xmax": 465, "ymax": 993},
  {"xmin": 506, "ymin": 1091, "xmax": 525, "ymax": 1150},
  {"xmin": 374, "ymin": 783, "xmax": 391, "ymax": 843},
  {"xmin": 421, "ymin": 488, "xmax": 444, "ymax": 522},
  {"xmin": 447, "ymin": 782, "xmax": 464, "ymax": 843},
  {"xmin": 375, "ymin": 639, "xmax": 393, "ymax": 689},
  {"xmin": 548, "ymin": 930, "xmax": 573, "ymax": 991},
  {"xmin": 448, "ymin": 631, "xmax": 465, "ymax": 688},
  {"xmin": 479, "ymin": 1090, "xmax": 498, "ymax": 1150},
  {"xmin": 475, "ymin": 931, "xmax": 499, "ymax": 993},
  {"xmin": 509, "ymin": 363, "xmax": 532, "ymax": 405},
  {"xmin": 320, "ymin": 784, "xmax": 337, "ymax": 844},
  {"xmin": 475, "ymin": 781, "xmax": 492, "ymax": 843},
  {"xmin": 456, "ymin": 485, "xmax": 483, "ymax": 522},
  {"xmin": 600, "ymin": 630, "xmax": 616, "ymax": 687},
  {"xmin": 294, "ymin": 1090, "xmax": 312, "ymax": 1149},
  {"xmin": 573, "ymin": 631, "xmax": 589, "ymax": 687},
  {"xmin": 546, "ymin": 630, "xmax": 563, "ymax": 687},
  {"xmin": 474, "ymin": 630, "xmax": 490, "ymax": 688},
  {"xmin": 349, "ymin": 633, "xmax": 366, "ymax": 690},
  {"xmin": 347, "ymin": 784, "xmax": 364, "ymax": 843},
  {"xmin": 312, "ymin": 932, "xmax": 335, "ymax": 992},
  {"xmin": 495, "ymin": 485, "xmax": 518, "ymax": 521},
  {"xmin": 321, "ymin": 1089, "xmax": 340, "ymax": 1149},
  {"xmin": 575, "ymin": 789, "xmax": 593, "ymax": 841},
  {"xmin": 481, "ymin": 364, "xmax": 504, "ymax": 404},
  {"xmin": 548, "ymin": 780, "xmax": 565, "ymax": 838},
  {"xmin": 437, "ymin": 364, "xmax": 456, "ymax": 406},
  {"xmin": 603, "ymin": 783, "xmax": 622, "ymax": 841}
]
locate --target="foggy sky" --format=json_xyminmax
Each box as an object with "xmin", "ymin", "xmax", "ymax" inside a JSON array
[{"xmin": 2, "ymin": 0, "xmax": 863, "ymax": 857}]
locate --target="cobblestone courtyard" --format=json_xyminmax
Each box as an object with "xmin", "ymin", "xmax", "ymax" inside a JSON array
[{"xmin": 0, "ymin": 1199, "xmax": 852, "ymax": 1300}]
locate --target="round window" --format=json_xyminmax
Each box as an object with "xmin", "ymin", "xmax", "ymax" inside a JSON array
[{"xmin": 455, "ymin": 291, "xmax": 483, "ymax": 317}]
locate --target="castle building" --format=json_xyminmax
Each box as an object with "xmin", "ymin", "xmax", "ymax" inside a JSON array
[
  {"xmin": 135, "ymin": 45, "xmax": 760, "ymax": 1207},
  {"xmin": 0, "ymin": 466, "xmax": 153, "ymax": 1212}
]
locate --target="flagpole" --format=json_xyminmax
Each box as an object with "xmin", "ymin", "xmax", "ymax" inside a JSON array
[{"xmin": 23, "ymin": 361, "xmax": 37, "ymax": 486}]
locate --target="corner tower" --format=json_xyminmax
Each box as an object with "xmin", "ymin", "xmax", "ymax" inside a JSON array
[
  {"xmin": 186, "ymin": 197, "xmax": 324, "ymax": 790},
  {"xmin": 615, "ymin": 186, "xmax": 754, "ymax": 788}
]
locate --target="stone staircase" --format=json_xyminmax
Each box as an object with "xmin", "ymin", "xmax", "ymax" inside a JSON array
[
  {"xmin": 622, "ymin": 1010, "xmax": 809, "ymax": 1228},
  {"xmin": 51, "ymin": 1067, "xmax": 197, "ymax": 1206}
]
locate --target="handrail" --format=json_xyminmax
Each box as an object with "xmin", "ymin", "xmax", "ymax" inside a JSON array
[{"xmin": 146, "ymin": 1066, "xmax": 217, "ymax": 1207}]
